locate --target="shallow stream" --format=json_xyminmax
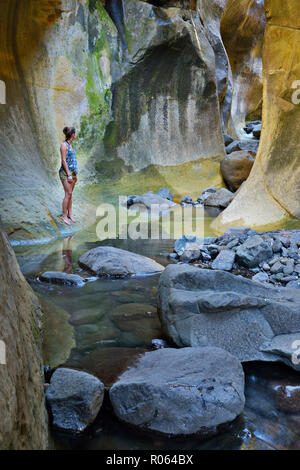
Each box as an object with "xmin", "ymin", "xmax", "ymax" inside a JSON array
[{"xmin": 13, "ymin": 209, "xmax": 300, "ymax": 450}]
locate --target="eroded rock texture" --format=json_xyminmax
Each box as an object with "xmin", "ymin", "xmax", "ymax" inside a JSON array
[
  {"xmin": 214, "ymin": 0, "xmax": 300, "ymax": 229},
  {"xmin": 102, "ymin": 0, "xmax": 225, "ymax": 171},
  {"xmin": 0, "ymin": 219, "xmax": 47, "ymax": 449}
]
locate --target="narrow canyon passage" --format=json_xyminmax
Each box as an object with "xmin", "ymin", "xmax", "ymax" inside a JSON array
[{"xmin": 1, "ymin": 0, "xmax": 300, "ymax": 452}]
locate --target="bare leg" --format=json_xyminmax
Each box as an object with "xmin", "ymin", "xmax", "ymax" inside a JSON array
[
  {"xmin": 61, "ymin": 179, "xmax": 72, "ymax": 225},
  {"xmin": 68, "ymin": 177, "xmax": 77, "ymax": 222}
]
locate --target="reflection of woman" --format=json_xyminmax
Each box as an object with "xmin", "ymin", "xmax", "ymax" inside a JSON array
[
  {"xmin": 59, "ymin": 126, "xmax": 78, "ymax": 226},
  {"xmin": 62, "ymin": 235, "xmax": 73, "ymax": 274}
]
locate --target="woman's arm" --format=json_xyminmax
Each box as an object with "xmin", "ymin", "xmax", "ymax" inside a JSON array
[{"xmin": 60, "ymin": 143, "xmax": 73, "ymax": 182}]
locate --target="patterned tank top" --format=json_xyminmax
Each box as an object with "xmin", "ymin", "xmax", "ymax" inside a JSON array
[{"xmin": 60, "ymin": 141, "xmax": 78, "ymax": 174}]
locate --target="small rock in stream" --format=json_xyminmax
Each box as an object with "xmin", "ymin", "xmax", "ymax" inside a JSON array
[
  {"xmin": 46, "ymin": 368, "xmax": 104, "ymax": 433},
  {"xmin": 39, "ymin": 271, "xmax": 86, "ymax": 287}
]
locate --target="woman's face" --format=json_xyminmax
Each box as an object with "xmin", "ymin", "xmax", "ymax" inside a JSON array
[{"xmin": 72, "ymin": 132, "xmax": 77, "ymax": 140}]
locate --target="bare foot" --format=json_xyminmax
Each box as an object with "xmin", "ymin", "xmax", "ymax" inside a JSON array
[
  {"xmin": 61, "ymin": 215, "xmax": 71, "ymax": 226},
  {"xmin": 68, "ymin": 215, "xmax": 76, "ymax": 223}
]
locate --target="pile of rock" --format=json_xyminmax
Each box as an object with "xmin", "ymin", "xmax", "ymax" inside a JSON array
[
  {"xmin": 221, "ymin": 130, "xmax": 259, "ymax": 191},
  {"xmin": 172, "ymin": 227, "xmax": 300, "ymax": 288},
  {"xmin": 181, "ymin": 187, "xmax": 234, "ymax": 210},
  {"xmin": 126, "ymin": 190, "xmax": 176, "ymax": 211}
]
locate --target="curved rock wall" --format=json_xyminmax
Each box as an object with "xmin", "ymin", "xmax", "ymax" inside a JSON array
[
  {"xmin": 0, "ymin": 219, "xmax": 48, "ymax": 449},
  {"xmin": 0, "ymin": 0, "xmax": 117, "ymax": 240},
  {"xmin": 220, "ymin": 0, "xmax": 265, "ymax": 135},
  {"xmin": 214, "ymin": 0, "xmax": 300, "ymax": 230},
  {"xmin": 0, "ymin": 0, "xmax": 228, "ymax": 239}
]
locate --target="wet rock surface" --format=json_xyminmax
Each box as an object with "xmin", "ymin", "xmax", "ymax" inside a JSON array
[
  {"xmin": 40, "ymin": 296, "xmax": 75, "ymax": 369},
  {"xmin": 46, "ymin": 368, "xmax": 104, "ymax": 433},
  {"xmin": 158, "ymin": 264, "xmax": 300, "ymax": 369},
  {"xmin": 78, "ymin": 246, "xmax": 165, "ymax": 277},
  {"xmin": 39, "ymin": 271, "xmax": 86, "ymax": 287},
  {"xmin": 126, "ymin": 192, "xmax": 176, "ymax": 211},
  {"xmin": 109, "ymin": 347, "xmax": 245, "ymax": 437}
]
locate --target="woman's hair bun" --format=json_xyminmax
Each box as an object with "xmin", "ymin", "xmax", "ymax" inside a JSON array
[{"xmin": 63, "ymin": 126, "xmax": 76, "ymax": 139}]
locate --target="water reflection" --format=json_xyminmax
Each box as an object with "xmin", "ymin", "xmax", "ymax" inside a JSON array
[{"xmin": 62, "ymin": 235, "xmax": 74, "ymax": 274}]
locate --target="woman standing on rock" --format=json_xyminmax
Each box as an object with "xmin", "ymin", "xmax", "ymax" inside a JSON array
[{"xmin": 59, "ymin": 126, "xmax": 78, "ymax": 226}]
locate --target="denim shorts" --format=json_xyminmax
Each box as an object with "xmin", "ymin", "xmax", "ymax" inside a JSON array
[{"xmin": 59, "ymin": 169, "xmax": 78, "ymax": 182}]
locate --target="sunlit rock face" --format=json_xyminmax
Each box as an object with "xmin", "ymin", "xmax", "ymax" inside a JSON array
[
  {"xmin": 213, "ymin": 0, "xmax": 300, "ymax": 230},
  {"xmin": 0, "ymin": 219, "xmax": 48, "ymax": 449},
  {"xmin": 220, "ymin": 0, "xmax": 266, "ymax": 136},
  {"xmin": 0, "ymin": 0, "xmax": 117, "ymax": 239}
]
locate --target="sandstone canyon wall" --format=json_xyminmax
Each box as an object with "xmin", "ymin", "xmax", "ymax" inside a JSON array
[
  {"xmin": 0, "ymin": 0, "xmax": 229, "ymax": 241},
  {"xmin": 0, "ymin": 0, "xmax": 117, "ymax": 241},
  {"xmin": 0, "ymin": 0, "xmax": 298, "ymax": 241},
  {"xmin": 220, "ymin": 0, "xmax": 265, "ymax": 136},
  {"xmin": 214, "ymin": 0, "xmax": 300, "ymax": 230},
  {"xmin": 0, "ymin": 218, "xmax": 48, "ymax": 449}
]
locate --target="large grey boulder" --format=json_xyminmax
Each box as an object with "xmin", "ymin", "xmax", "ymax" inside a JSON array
[
  {"xmin": 46, "ymin": 368, "xmax": 104, "ymax": 433},
  {"xmin": 203, "ymin": 188, "xmax": 234, "ymax": 209},
  {"xmin": 220, "ymin": 150, "xmax": 255, "ymax": 191},
  {"xmin": 78, "ymin": 246, "xmax": 164, "ymax": 277},
  {"xmin": 39, "ymin": 271, "xmax": 85, "ymax": 287},
  {"xmin": 158, "ymin": 264, "xmax": 300, "ymax": 370},
  {"xmin": 109, "ymin": 347, "xmax": 245, "ymax": 437},
  {"xmin": 236, "ymin": 235, "xmax": 273, "ymax": 268}
]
